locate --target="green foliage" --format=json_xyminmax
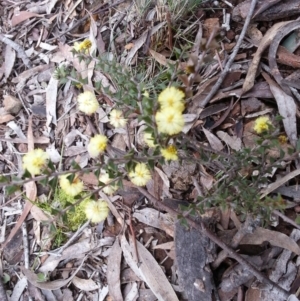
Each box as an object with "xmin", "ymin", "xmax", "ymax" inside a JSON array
[
  {"xmin": 193, "ymin": 131, "xmax": 291, "ymax": 221},
  {"xmin": 54, "ymin": 188, "xmax": 89, "ymax": 231}
]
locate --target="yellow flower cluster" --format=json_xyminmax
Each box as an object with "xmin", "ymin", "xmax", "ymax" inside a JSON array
[
  {"xmin": 73, "ymin": 39, "xmax": 92, "ymax": 53},
  {"xmin": 85, "ymin": 200, "xmax": 109, "ymax": 223},
  {"xmin": 109, "ymin": 109, "xmax": 127, "ymax": 128},
  {"xmin": 77, "ymin": 91, "xmax": 99, "ymax": 115},
  {"xmin": 161, "ymin": 145, "xmax": 178, "ymax": 161},
  {"xmin": 59, "ymin": 174, "xmax": 84, "ymax": 196},
  {"xmin": 128, "ymin": 163, "xmax": 151, "ymax": 186},
  {"xmin": 155, "ymin": 87, "xmax": 185, "ymax": 135},
  {"xmin": 87, "ymin": 134, "xmax": 108, "ymax": 158},
  {"xmin": 99, "ymin": 171, "xmax": 118, "ymax": 195},
  {"xmin": 22, "ymin": 149, "xmax": 49, "ymax": 175},
  {"xmin": 253, "ymin": 116, "xmax": 271, "ymax": 134}
]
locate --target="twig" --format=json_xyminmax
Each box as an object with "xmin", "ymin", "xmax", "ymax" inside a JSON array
[
  {"xmin": 21, "ymin": 209, "xmax": 33, "ymax": 301},
  {"xmin": 137, "ymin": 187, "xmax": 289, "ymax": 298},
  {"xmin": 200, "ymin": 0, "xmax": 258, "ymax": 108},
  {"xmin": 0, "ymin": 34, "xmax": 32, "ymax": 68},
  {"xmin": 273, "ymin": 210, "xmax": 300, "ymax": 231},
  {"xmin": 128, "ymin": 212, "xmax": 139, "ymax": 263}
]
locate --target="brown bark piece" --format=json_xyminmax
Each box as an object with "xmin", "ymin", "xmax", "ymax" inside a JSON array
[{"xmin": 232, "ymin": 0, "xmax": 300, "ymax": 22}]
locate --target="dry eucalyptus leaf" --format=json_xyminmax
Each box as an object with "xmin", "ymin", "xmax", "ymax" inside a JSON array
[
  {"xmin": 263, "ymin": 72, "xmax": 297, "ymax": 146},
  {"xmin": 46, "ymin": 76, "xmax": 58, "ymax": 128},
  {"xmin": 133, "ymin": 208, "xmax": 174, "ymax": 237},
  {"xmin": 107, "ymin": 238, "xmax": 123, "ymax": 300},
  {"xmin": 241, "ymin": 227, "xmax": 300, "ymax": 255},
  {"xmin": 39, "ymin": 239, "xmax": 95, "ymax": 273},
  {"xmin": 203, "ymin": 128, "xmax": 223, "ymax": 151},
  {"xmin": 22, "ymin": 259, "xmax": 85, "ymax": 290},
  {"xmin": 10, "ymin": 277, "xmax": 27, "ymax": 301},
  {"xmin": 242, "ymin": 21, "xmax": 292, "ymax": 93},
  {"xmin": 216, "ymin": 131, "xmax": 242, "ymax": 151},
  {"xmin": 3, "ymin": 95, "xmax": 22, "ymax": 115},
  {"xmin": 11, "ymin": 11, "xmax": 43, "ymax": 26},
  {"xmin": 72, "ymin": 276, "xmax": 99, "ymax": 291},
  {"xmin": 131, "ymin": 239, "xmax": 179, "ymax": 301},
  {"xmin": 4, "ymin": 45, "xmax": 16, "ymax": 79}
]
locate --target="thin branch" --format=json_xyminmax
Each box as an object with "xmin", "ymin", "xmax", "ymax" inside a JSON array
[
  {"xmin": 273, "ymin": 210, "xmax": 300, "ymax": 231},
  {"xmin": 137, "ymin": 187, "xmax": 289, "ymax": 298},
  {"xmin": 200, "ymin": 0, "xmax": 258, "ymax": 108}
]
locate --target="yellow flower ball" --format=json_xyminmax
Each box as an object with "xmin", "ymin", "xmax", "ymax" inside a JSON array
[
  {"xmin": 128, "ymin": 163, "xmax": 152, "ymax": 186},
  {"xmin": 143, "ymin": 132, "xmax": 156, "ymax": 148},
  {"xmin": 22, "ymin": 149, "xmax": 49, "ymax": 176},
  {"xmin": 158, "ymin": 87, "xmax": 185, "ymax": 112},
  {"xmin": 161, "ymin": 145, "xmax": 178, "ymax": 161},
  {"xmin": 278, "ymin": 135, "xmax": 288, "ymax": 145},
  {"xmin": 109, "ymin": 109, "xmax": 127, "ymax": 128},
  {"xmin": 87, "ymin": 134, "xmax": 108, "ymax": 158},
  {"xmin": 77, "ymin": 91, "xmax": 99, "ymax": 115},
  {"xmin": 155, "ymin": 108, "xmax": 184, "ymax": 135},
  {"xmin": 99, "ymin": 171, "xmax": 118, "ymax": 195},
  {"xmin": 85, "ymin": 200, "xmax": 109, "ymax": 223},
  {"xmin": 59, "ymin": 174, "xmax": 83, "ymax": 196},
  {"xmin": 253, "ymin": 116, "xmax": 271, "ymax": 134},
  {"xmin": 73, "ymin": 39, "xmax": 92, "ymax": 52}
]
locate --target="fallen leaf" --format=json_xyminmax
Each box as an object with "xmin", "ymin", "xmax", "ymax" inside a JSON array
[
  {"xmin": 130, "ymin": 237, "xmax": 179, "ymax": 301},
  {"xmin": 4, "ymin": 45, "xmax": 16, "ymax": 78},
  {"xmin": 3, "ymin": 95, "xmax": 22, "ymax": 115},
  {"xmin": 133, "ymin": 208, "xmax": 174, "ymax": 237},
  {"xmin": 22, "ymin": 258, "xmax": 85, "ymax": 290},
  {"xmin": 261, "ymin": 169, "xmax": 300, "ymax": 199},
  {"xmin": 11, "ymin": 11, "xmax": 43, "ymax": 26},
  {"xmin": 46, "ymin": 0, "xmax": 59, "ymax": 14},
  {"xmin": 149, "ymin": 49, "xmax": 176, "ymax": 66},
  {"xmin": 46, "ymin": 76, "xmax": 58, "ymax": 129},
  {"xmin": 262, "ymin": 72, "xmax": 297, "ymax": 146},
  {"xmin": 10, "ymin": 277, "xmax": 28, "ymax": 301},
  {"xmin": 125, "ymin": 22, "xmax": 166, "ymax": 65},
  {"xmin": 39, "ymin": 239, "xmax": 96, "ymax": 273},
  {"xmin": 125, "ymin": 43, "xmax": 134, "ymax": 50},
  {"xmin": 242, "ymin": 21, "xmax": 292, "ymax": 93},
  {"xmin": 216, "ymin": 131, "xmax": 242, "ymax": 151},
  {"xmin": 241, "ymin": 227, "xmax": 300, "ymax": 255},
  {"xmin": 72, "ymin": 276, "xmax": 99, "ymax": 291},
  {"xmin": 0, "ymin": 114, "xmax": 14, "ymax": 124},
  {"xmin": 203, "ymin": 128, "xmax": 223, "ymax": 151},
  {"xmin": 107, "ymin": 237, "xmax": 123, "ymax": 301}
]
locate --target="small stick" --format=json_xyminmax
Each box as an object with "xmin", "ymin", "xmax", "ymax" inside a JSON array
[
  {"xmin": 0, "ymin": 34, "xmax": 32, "ymax": 68},
  {"xmin": 128, "ymin": 212, "xmax": 139, "ymax": 264},
  {"xmin": 200, "ymin": 0, "xmax": 258, "ymax": 108}
]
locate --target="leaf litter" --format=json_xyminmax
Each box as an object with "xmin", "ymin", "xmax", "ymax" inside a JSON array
[{"xmin": 1, "ymin": 0, "xmax": 300, "ymax": 300}]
